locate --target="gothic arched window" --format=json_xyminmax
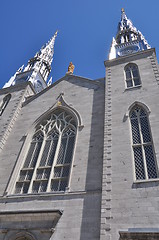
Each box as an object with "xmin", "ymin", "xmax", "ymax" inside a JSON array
[
  {"xmin": 0, "ymin": 94, "xmax": 11, "ymax": 116},
  {"xmin": 125, "ymin": 64, "xmax": 141, "ymax": 88},
  {"xmin": 15, "ymin": 109, "xmax": 77, "ymax": 194},
  {"xmin": 130, "ymin": 105, "xmax": 158, "ymax": 180}
]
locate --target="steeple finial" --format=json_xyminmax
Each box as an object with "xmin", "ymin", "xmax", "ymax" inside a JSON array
[{"xmin": 121, "ymin": 8, "xmax": 125, "ymax": 13}]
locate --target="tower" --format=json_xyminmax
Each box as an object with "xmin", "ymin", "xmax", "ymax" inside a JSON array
[
  {"xmin": 3, "ymin": 31, "xmax": 58, "ymax": 93},
  {"xmin": 100, "ymin": 9, "xmax": 159, "ymax": 240}
]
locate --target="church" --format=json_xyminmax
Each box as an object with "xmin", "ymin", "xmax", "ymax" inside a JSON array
[{"xmin": 0, "ymin": 8, "xmax": 159, "ymax": 240}]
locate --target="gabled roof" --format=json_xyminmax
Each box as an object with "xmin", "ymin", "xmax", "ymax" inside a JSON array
[{"xmin": 23, "ymin": 74, "xmax": 105, "ymax": 106}]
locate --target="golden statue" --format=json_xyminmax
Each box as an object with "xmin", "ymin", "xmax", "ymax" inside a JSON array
[
  {"xmin": 67, "ymin": 62, "xmax": 75, "ymax": 74},
  {"xmin": 121, "ymin": 8, "xmax": 125, "ymax": 13}
]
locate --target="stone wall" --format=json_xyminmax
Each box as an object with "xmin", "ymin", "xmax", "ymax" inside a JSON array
[
  {"xmin": 101, "ymin": 49, "xmax": 159, "ymax": 240},
  {"xmin": 0, "ymin": 76, "xmax": 104, "ymax": 240}
]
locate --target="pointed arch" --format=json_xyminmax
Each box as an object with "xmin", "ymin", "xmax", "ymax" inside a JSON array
[
  {"xmin": 32, "ymin": 94, "xmax": 83, "ymax": 131},
  {"xmin": 124, "ymin": 63, "xmax": 141, "ymax": 88},
  {"xmin": 15, "ymin": 107, "xmax": 78, "ymax": 194},
  {"xmin": 129, "ymin": 103, "xmax": 158, "ymax": 180},
  {"xmin": 128, "ymin": 101, "xmax": 151, "ymax": 115}
]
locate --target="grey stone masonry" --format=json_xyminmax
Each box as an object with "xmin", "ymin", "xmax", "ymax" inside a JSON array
[
  {"xmin": 0, "ymin": 75, "xmax": 104, "ymax": 240},
  {"xmin": 101, "ymin": 48, "xmax": 159, "ymax": 240},
  {"xmin": 0, "ymin": 83, "xmax": 35, "ymax": 195},
  {"xmin": 0, "ymin": 83, "xmax": 34, "ymax": 152},
  {"xmin": 100, "ymin": 67, "xmax": 112, "ymax": 240}
]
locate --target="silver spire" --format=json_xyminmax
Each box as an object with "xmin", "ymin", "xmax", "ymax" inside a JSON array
[
  {"xmin": 3, "ymin": 31, "xmax": 58, "ymax": 91},
  {"xmin": 35, "ymin": 30, "xmax": 58, "ymax": 67}
]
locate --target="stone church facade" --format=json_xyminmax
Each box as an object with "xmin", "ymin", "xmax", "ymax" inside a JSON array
[{"xmin": 0, "ymin": 9, "xmax": 159, "ymax": 240}]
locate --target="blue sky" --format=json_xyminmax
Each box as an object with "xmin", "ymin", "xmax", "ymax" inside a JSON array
[{"xmin": 1, "ymin": 0, "xmax": 159, "ymax": 88}]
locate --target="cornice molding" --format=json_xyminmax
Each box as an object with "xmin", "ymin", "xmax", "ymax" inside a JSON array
[{"xmin": 105, "ymin": 48, "xmax": 156, "ymax": 67}]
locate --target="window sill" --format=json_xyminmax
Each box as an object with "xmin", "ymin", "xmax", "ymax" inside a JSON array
[
  {"xmin": 124, "ymin": 85, "xmax": 142, "ymax": 91},
  {"xmin": 2, "ymin": 190, "xmax": 90, "ymax": 201},
  {"xmin": 134, "ymin": 178, "xmax": 159, "ymax": 184}
]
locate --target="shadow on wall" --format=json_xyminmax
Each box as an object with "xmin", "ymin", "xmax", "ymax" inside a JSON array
[
  {"xmin": 132, "ymin": 181, "xmax": 159, "ymax": 189},
  {"xmin": 80, "ymin": 82, "xmax": 105, "ymax": 240}
]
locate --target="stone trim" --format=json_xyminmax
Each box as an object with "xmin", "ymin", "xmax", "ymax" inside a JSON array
[
  {"xmin": 119, "ymin": 231, "xmax": 159, "ymax": 240},
  {"xmin": 0, "ymin": 210, "xmax": 62, "ymax": 240},
  {"xmin": 100, "ymin": 67, "xmax": 112, "ymax": 240},
  {"xmin": 0, "ymin": 90, "xmax": 25, "ymax": 151},
  {"xmin": 0, "ymin": 86, "xmax": 34, "ymax": 151},
  {"xmin": 105, "ymin": 48, "xmax": 156, "ymax": 67},
  {"xmin": 3, "ymin": 189, "xmax": 101, "ymax": 203},
  {"xmin": 149, "ymin": 53, "xmax": 159, "ymax": 85},
  {"xmin": 0, "ymin": 82, "xmax": 35, "ymax": 95}
]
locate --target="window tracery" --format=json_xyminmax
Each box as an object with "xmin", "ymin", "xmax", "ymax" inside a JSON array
[
  {"xmin": 15, "ymin": 109, "xmax": 77, "ymax": 194},
  {"xmin": 130, "ymin": 105, "xmax": 158, "ymax": 180}
]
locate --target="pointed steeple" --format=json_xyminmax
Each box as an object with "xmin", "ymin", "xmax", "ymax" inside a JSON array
[
  {"xmin": 118, "ymin": 8, "xmax": 136, "ymax": 32},
  {"xmin": 28, "ymin": 30, "xmax": 58, "ymax": 70},
  {"xmin": 109, "ymin": 9, "xmax": 150, "ymax": 60},
  {"xmin": 24, "ymin": 30, "xmax": 58, "ymax": 81},
  {"xmin": 39, "ymin": 30, "xmax": 58, "ymax": 66},
  {"xmin": 4, "ymin": 31, "xmax": 58, "ymax": 93}
]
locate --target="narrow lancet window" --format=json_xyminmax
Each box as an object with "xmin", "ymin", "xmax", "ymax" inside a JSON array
[
  {"xmin": 130, "ymin": 105, "xmax": 158, "ymax": 180},
  {"xmin": 125, "ymin": 64, "xmax": 141, "ymax": 88},
  {"xmin": 15, "ymin": 109, "xmax": 77, "ymax": 194},
  {"xmin": 0, "ymin": 94, "xmax": 11, "ymax": 116}
]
